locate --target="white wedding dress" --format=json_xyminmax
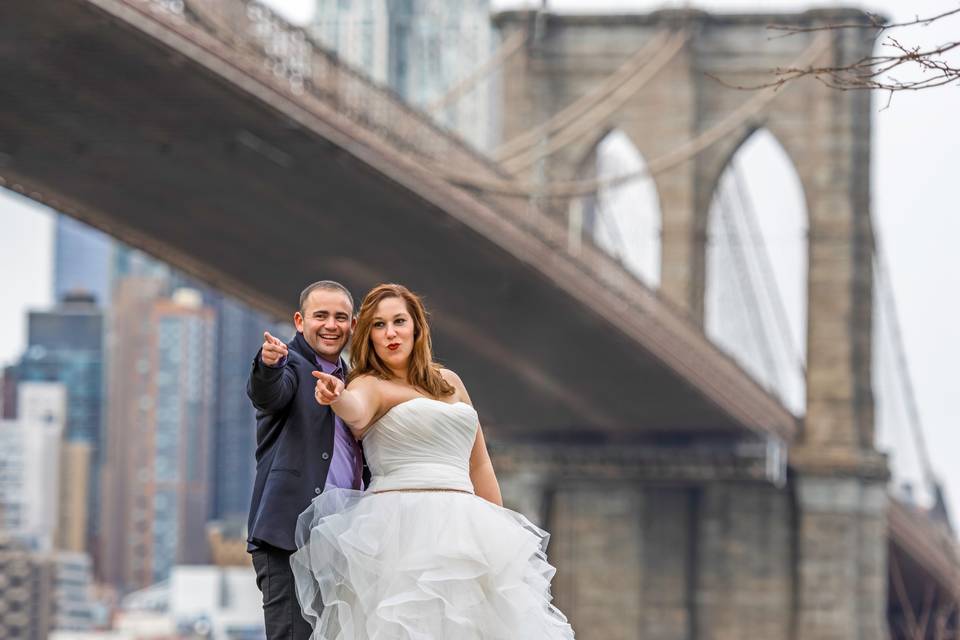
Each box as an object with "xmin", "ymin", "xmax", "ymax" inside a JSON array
[{"xmin": 290, "ymin": 396, "xmax": 575, "ymax": 639}]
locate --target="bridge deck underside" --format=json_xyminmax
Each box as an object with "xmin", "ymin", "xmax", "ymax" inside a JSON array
[
  {"xmin": 0, "ymin": 0, "xmax": 790, "ymax": 439},
  {"xmin": 888, "ymin": 500, "xmax": 960, "ymax": 633}
]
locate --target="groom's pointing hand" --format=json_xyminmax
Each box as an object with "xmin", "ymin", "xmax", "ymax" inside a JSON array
[{"xmin": 261, "ymin": 331, "xmax": 288, "ymax": 366}]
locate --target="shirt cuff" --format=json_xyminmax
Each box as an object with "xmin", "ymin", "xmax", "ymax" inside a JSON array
[{"xmin": 263, "ymin": 354, "xmax": 288, "ymax": 369}]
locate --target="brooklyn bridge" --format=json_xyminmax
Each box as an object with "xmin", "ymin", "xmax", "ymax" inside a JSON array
[{"xmin": 1, "ymin": 0, "xmax": 957, "ymax": 637}]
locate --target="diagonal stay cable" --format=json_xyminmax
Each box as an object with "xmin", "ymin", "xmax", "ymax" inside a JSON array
[
  {"xmin": 425, "ymin": 29, "xmax": 528, "ymax": 115},
  {"xmin": 439, "ymin": 32, "xmax": 831, "ymax": 198},
  {"xmin": 730, "ymin": 161, "xmax": 807, "ymax": 378},
  {"xmin": 874, "ymin": 247, "xmax": 937, "ymax": 491},
  {"xmin": 502, "ymin": 30, "xmax": 688, "ymax": 174},
  {"xmin": 715, "ymin": 178, "xmax": 784, "ymax": 396},
  {"xmin": 591, "ymin": 165, "xmax": 633, "ymax": 262},
  {"xmin": 494, "ymin": 30, "xmax": 674, "ymax": 163}
]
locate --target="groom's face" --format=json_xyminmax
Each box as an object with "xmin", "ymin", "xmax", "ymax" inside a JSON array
[{"xmin": 294, "ymin": 289, "xmax": 355, "ymax": 363}]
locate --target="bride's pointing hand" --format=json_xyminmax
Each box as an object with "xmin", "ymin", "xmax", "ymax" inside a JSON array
[{"xmin": 312, "ymin": 371, "xmax": 343, "ymax": 405}]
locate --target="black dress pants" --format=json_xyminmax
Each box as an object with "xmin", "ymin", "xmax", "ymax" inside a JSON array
[{"xmin": 252, "ymin": 544, "xmax": 314, "ymax": 640}]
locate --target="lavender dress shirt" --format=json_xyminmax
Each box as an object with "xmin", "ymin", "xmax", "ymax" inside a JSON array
[
  {"xmin": 268, "ymin": 351, "xmax": 363, "ymax": 491},
  {"xmin": 314, "ymin": 356, "xmax": 364, "ymax": 490}
]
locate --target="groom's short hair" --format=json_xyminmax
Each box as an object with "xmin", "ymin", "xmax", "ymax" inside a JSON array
[{"xmin": 299, "ymin": 280, "xmax": 354, "ymax": 313}]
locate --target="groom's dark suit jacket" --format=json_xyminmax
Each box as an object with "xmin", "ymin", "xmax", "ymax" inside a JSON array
[{"xmin": 245, "ymin": 332, "xmax": 368, "ymax": 552}]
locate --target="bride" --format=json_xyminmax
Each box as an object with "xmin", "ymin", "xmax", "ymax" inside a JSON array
[{"xmin": 290, "ymin": 283, "xmax": 575, "ymax": 639}]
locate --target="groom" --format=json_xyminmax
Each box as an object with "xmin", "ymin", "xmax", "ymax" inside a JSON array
[{"xmin": 246, "ymin": 280, "xmax": 368, "ymax": 640}]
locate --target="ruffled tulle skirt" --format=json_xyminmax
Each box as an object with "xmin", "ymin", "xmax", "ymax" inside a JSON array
[{"xmin": 290, "ymin": 488, "xmax": 575, "ymax": 639}]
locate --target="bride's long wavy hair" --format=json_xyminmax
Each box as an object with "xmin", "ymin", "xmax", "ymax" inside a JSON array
[{"xmin": 347, "ymin": 284, "xmax": 455, "ymax": 398}]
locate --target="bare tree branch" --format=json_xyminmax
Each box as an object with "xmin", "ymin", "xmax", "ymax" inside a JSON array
[
  {"xmin": 709, "ymin": 6, "xmax": 960, "ymax": 97},
  {"xmin": 766, "ymin": 7, "xmax": 960, "ymax": 37}
]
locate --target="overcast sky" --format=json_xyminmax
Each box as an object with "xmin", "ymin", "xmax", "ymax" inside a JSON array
[{"xmin": 1, "ymin": 0, "xmax": 957, "ymax": 517}]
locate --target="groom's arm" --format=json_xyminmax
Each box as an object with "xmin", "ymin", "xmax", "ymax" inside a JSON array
[{"xmin": 248, "ymin": 344, "xmax": 298, "ymax": 413}]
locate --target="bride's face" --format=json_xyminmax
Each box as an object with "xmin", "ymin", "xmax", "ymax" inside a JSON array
[{"xmin": 370, "ymin": 296, "xmax": 415, "ymax": 373}]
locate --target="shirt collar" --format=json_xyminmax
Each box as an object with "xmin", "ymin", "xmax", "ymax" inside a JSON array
[
  {"xmin": 315, "ymin": 354, "xmax": 343, "ymax": 377},
  {"xmin": 294, "ymin": 333, "xmax": 344, "ymax": 376}
]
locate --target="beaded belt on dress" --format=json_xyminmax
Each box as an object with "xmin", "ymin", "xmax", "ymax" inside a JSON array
[{"xmin": 371, "ymin": 487, "xmax": 474, "ymax": 495}]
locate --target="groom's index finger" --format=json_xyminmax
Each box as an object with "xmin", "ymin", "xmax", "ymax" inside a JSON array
[{"xmin": 263, "ymin": 330, "xmax": 274, "ymax": 343}]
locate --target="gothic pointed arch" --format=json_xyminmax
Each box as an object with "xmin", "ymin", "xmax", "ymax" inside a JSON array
[
  {"xmin": 704, "ymin": 127, "xmax": 808, "ymax": 415},
  {"xmin": 568, "ymin": 128, "xmax": 663, "ymax": 289}
]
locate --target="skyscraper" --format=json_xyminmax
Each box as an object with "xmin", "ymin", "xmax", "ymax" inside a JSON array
[
  {"xmin": 1, "ymin": 364, "xmax": 17, "ymax": 419},
  {"xmin": 209, "ymin": 294, "xmax": 268, "ymax": 524},
  {"xmin": 150, "ymin": 289, "xmax": 216, "ymax": 583},
  {"xmin": 19, "ymin": 292, "xmax": 104, "ymax": 554},
  {"xmin": 0, "ymin": 382, "xmax": 66, "ymax": 552},
  {"xmin": 312, "ymin": 0, "xmax": 496, "ymax": 151},
  {"xmin": 0, "ymin": 419, "xmax": 27, "ymax": 536},
  {"xmin": 47, "ymin": 551, "xmax": 98, "ymax": 631},
  {"xmin": 53, "ymin": 215, "xmax": 113, "ymax": 308},
  {"xmin": 54, "ymin": 212, "xmax": 175, "ymax": 309},
  {"xmin": 111, "ymin": 244, "xmax": 172, "ymax": 284},
  {"xmin": 0, "ymin": 536, "xmax": 55, "ymax": 640},
  {"xmin": 99, "ymin": 281, "xmax": 217, "ymax": 591},
  {"xmin": 57, "ymin": 441, "xmax": 92, "ymax": 554},
  {"xmin": 0, "ymin": 537, "xmax": 98, "ymax": 637},
  {"xmin": 99, "ymin": 276, "xmax": 168, "ymax": 589}
]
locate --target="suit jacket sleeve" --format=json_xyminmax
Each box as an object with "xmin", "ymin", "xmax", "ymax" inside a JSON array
[{"xmin": 247, "ymin": 348, "xmax": 299, "ymax": 412}]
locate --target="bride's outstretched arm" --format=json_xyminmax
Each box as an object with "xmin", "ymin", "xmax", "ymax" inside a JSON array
[{"xmin": 312, "ymin": 372, "xmax": 380, "ymax": 437}]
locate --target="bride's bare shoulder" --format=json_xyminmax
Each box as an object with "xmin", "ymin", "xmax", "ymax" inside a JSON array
[
  {"xmin": 439, "ymin": 368, "xmax": 471, "ymax": 404},
  {"xmin": 439, "ymin": 368, "xmax": 460, "ymax": 382}
]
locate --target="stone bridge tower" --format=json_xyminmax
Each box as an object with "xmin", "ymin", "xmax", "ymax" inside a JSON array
[{"xmin": 493, "ymin": 9, "xmax": 889, "ymax": 639}]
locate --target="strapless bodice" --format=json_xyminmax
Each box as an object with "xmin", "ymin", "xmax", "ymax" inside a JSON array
[{"xmin": 362, "ymin": 397, "xmax": 478, "ymax": 493}]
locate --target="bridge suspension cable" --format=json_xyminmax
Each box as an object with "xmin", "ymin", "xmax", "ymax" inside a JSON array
[
  {"xmin": 584, "ymin": 153, "xmax": 634, "ymax": 265},
  {"xmin": 729, "ymin": 162, "xmax": 806, "ymax": 378},
  {"xmin": 425, "ymin": 29, "xmax": 528, "ymax": 116},
  {"xmin": 699, "ymin": 158, "xmax": 808, "ymax": 414},
  {"xmin": 503, "ymin": 31, "xmax": 689, "ymax": 174},
  {"xmin": 874, "ymin": 241, "xmax": 938, "ymax": 494},
  {"xmin": 493, "ymin": 30, "xmax": 675, "ymax": 164},
  {"xmin": 710, "ymin": 165, "xmax": 787, "ymax": 400},
  {"xmin": 435, "ymin": 33, "xmax": 831, "ymax": 198}
]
